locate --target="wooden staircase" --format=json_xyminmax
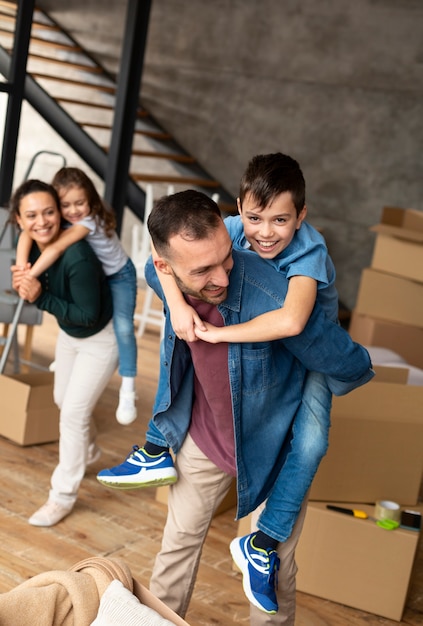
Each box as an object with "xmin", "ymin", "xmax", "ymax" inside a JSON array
[{"xmin": 0, "ymin": 1, "xmax": 235, "ymax": 212}]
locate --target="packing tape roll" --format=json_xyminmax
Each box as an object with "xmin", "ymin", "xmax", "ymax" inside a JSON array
[{"xmin": 375, "ymin": 500, "xmax": 401, "ymax": 523}]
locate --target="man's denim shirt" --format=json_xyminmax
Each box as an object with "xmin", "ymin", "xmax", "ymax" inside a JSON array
[{"xmin": 145, "ymin": 249, "xmax": 374, "ymax": 519}]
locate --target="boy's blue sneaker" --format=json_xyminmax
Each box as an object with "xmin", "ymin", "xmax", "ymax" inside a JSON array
[
  {"xmin": 230, "ymin": 533, "xmax": 279, "ymax": 614},
  {"xmin": 96, "ymin": 445, "xmax": 177, "ymax": 489}
]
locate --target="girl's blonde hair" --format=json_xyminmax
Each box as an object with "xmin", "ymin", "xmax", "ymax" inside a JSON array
[{"xmin": 52, "ymin": 167, "xmax": 116, "ymax": 237}]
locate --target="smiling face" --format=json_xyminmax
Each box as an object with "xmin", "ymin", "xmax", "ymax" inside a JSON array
[
  {"xmin": 155, "ymin": 220, "xmax": 234, "ymax": 305},
  {"xmin": 16, "ymin": 191, "xmax": 61, "ymax": 250},
  {"xmin": 58, "ymin": 185, "xmax": 91, "ymax": 223},
  {"xmin": 239, "ymin": 191, "xmax": 307, "ymax": 259}
]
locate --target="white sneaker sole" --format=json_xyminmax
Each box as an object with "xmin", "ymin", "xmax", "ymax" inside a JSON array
[{"xmin": 97, "ymin": 469, "xmax": 178, "ymax": 489}]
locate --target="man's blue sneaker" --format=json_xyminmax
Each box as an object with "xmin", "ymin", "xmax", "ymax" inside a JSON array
[
  {"xmin": 230, "ymin": 532, "xmax": 279, "ymax": 614},
  {"xmin": 96, "ymin": 445, "xmax": 178, "ymax": 489}
]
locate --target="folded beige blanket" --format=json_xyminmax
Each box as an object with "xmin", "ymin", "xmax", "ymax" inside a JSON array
[{"xmin": 0, "ymin": 557, "xmax": 135, "ymax": 626}]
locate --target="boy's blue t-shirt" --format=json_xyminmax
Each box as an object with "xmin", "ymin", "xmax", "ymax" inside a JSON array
[{"xmin": 224, "ymin": 215, "xmax": 339, "ymax": 322}]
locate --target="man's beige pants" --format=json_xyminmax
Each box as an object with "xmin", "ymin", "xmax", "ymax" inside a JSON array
[{"xmin": 150, "ymin": 433, "xmax": 307, "ymax": 625}]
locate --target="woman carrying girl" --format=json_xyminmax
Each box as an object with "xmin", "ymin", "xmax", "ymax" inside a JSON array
[
  {"xmin": 10, "ymin": 179, "xmax": 119, "ymax": 526},
  {"xmin": 16, "ymin": 167, "xmax": 138, "ymax": 425}
]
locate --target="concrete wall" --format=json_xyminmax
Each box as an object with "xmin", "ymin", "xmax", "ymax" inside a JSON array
[{"xmin": 37, "ymin": 0, "xmax": 423, "ymax": 308}]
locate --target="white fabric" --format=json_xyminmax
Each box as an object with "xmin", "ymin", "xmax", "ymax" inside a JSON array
[
  {"xmin": 77, "ymin": 215, "xmax": 128, "ymax": 275},
  {"xmin": 90, "ymin": 580, "xmax": 177, "ymax": 626},
  {"xmin": 366, "ymin": 346, "xmax": 423, "ymax": 386},
  {"xmin": 49, "ymin": 321, "xmax": 118, "ymax": 506},
  {"xmin": 366, "ymin": 346, "xmax": 407, "ymax": 365}
]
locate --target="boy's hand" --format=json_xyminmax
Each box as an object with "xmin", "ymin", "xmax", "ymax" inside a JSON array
[{"xmin": 194, "ymin": 322, "xmax": 225, "ymax": 344}]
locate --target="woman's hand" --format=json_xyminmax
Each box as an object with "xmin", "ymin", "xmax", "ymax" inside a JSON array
[
  {"xmin": 14, "ymin": 273, "xmax": 42, "ymax": 303},
  {"xmin": 11, "ymin": 262, "xmax": 31, "ymax": 290}
]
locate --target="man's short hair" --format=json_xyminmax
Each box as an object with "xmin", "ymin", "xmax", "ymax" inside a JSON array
[{"xmin": 147, "ymin": 190, "xmax": 221, "ymax": 257}]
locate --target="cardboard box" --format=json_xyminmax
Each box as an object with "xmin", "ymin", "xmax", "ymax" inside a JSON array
[
  {"xmin": 296, "ymin": 501, "xmax": 421, "ymax": 621},
  {"xmin": 371, "ymin": 234, "xmax": 423, "ymax": 284},
  {"xmin": 369, "ymin": 207, "xmax": 423, "ymax": 284},
  {"xmin": 133, "ymin": 579, "xmax": 190, "ymax": 625},
  {"xmin": 370, "ymin": 206, "xmax": 423, "ymax": 244},
  {"xmin": 0, "ymin": 372, "xmax": 59, "ymax": 445},
  {"xmin": 349, "ymin": 311, "xmax": 423, "ymax": 369},
  {"xmin": 355, "ymin": 268, "xmax": 423, "ymax": 329},
  {"xmin": 310, "ymin": 366, "xmax": 423, "ymax": 505}
]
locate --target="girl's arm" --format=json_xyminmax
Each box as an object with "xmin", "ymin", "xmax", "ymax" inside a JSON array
[
  {"xmin": 195, "ymin": 275, "xmax": 317, "ymax": 343},
  {"xmin": 151, "ymin": 243, "xmax": 206, "ymax": 342},
  {"xmin": 15, "ymin": 231, "xmax": 33, "ymax": 270},
  {"xmin": 27, "ymin": 224, "xmax": 89, "ymax": 278}
]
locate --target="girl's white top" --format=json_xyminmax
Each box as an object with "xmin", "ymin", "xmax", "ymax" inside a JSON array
[{"xmin": 72, "ymin": 215, "xmax": 128, "ymax": 276}]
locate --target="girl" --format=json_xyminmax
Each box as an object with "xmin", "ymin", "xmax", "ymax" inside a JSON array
[{"xmin": 16, "ymin": 167, "xmax": 138, "ymax": 426}]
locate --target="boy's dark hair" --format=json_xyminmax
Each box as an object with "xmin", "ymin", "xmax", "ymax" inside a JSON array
[
  {"xmin": 239, "ymin": 153, "xmax": 306, "ymax": 215},
  {"xmin": 148, "ymin": 190, "xmax": 221, "ymax": 258},
  {"xmin": 9, "ymin": 179, "xmax": 60, "ymax": 221},
  {"xmin": 52, "ymin": 167, "xmax": 116, "ymax": 237}
]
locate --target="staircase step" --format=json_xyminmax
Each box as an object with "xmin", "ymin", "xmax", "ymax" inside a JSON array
[
  {"xmin": 28, "ymin": 52, "xmax": 103, "ymax": 73},
  {"xmin": 81, "ymin": 122, "xmax": 171, "ymax": 140},
  {"xmin": 129, "ymin": 149, "xmax": 195, "ymax": 164},
  {"xmin": 31, "ymin": 72, "xmax": 116, "ymax": 94},
  {"xmin": 132, "ymin": 173, "xmax": 220, "ymax": 188}
]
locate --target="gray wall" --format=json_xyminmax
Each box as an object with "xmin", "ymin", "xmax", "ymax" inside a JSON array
[{"xmin": 39, "ymin": 0, "xmax": 423, "ymax": 309}]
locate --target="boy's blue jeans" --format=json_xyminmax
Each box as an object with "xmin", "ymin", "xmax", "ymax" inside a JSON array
[
  {"xmin": 107, "ymin": 258, "xmax": 138, "ymax": 377},
  {"xmin": 146, "ymin": 369, "xmax": 331, "ymax": 543},
  {"xmin": 257, "ymin": 370, "xmax": 332, "ymax": 542}
]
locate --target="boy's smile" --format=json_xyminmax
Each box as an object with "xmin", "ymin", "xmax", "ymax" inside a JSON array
[{"xmin": 239, "ymin": 191, "xmax": 306, "ymax": 259}]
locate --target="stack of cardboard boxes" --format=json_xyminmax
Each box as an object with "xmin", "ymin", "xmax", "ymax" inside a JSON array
[
  {"xmin": 296, "ymin": 207, "xmax": 423, "ymax": 621},
  {"xmin": 237, "ymin": 207, "xmax": 423, "ymax": 621},
  {"xmin": 294, "ymin": 208, "xmax": 423, "ymax": 621},
  {"xmin": 349, "ymin": 206, "xmax": 423, "ymax": 369}
]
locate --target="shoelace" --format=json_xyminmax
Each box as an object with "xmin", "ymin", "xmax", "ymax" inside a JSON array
[
  {"xmin": 267, "ymin": 550, "xmax": 280, "ymax": 590},
  {"xmin": 127, "ymin": 444, "xmax": 142, "ymax": 460}
]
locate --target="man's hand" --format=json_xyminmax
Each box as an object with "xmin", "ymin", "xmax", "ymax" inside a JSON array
[{"xmin": 171, "ymin": 304, "xmax": 206, "ymax": 342}]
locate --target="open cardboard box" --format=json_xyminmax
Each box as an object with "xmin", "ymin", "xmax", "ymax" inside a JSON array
[
  {"xmin": 0, "ymin": 372, "xmax": 59, "ymax": 445},
  {"xmin": 310, "ymin": 366, "xmax": 423, "ymax": 505},
  {"xmin": 355, "ymin": 268, "xmax": 423, "ymax": 329},
  {"xmin": 349, "ymin": 311, "xmax": 423, "ymax": 369},
  {"xmin": 370, "ymin": 206, "xmax": 423, "ymax": 245},
  {"xmin": 295, "ymin": 501, "xmax": 421, "ymax": 621},
  {"xmin": 133, "ymin": 579, "xmax": 190, "ymax": 625}
]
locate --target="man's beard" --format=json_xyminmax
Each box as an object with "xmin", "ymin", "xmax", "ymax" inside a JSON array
[{"xmin": 172, "ymin": 271, "xmax": 227, "ymax": 305}]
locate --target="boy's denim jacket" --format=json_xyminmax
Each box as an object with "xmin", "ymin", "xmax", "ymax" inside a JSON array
[{"xmin": 145, "ymin": 249, "xmax": 374, "ymax": 519}]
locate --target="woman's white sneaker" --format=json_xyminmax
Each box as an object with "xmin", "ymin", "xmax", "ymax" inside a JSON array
[{"xmin": 28, "ymin": 500, "xmax": 73, "ymax": 527}]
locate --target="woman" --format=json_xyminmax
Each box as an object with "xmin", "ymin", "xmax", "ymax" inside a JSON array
[{"xmin": 10, "ymin": 179, "xmax": 119, "ymax": 527}]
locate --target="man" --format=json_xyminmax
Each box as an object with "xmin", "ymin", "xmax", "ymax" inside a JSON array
[{"xmin": 110, "ymin": 190, "xmax": 373, "ymax": 624}]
